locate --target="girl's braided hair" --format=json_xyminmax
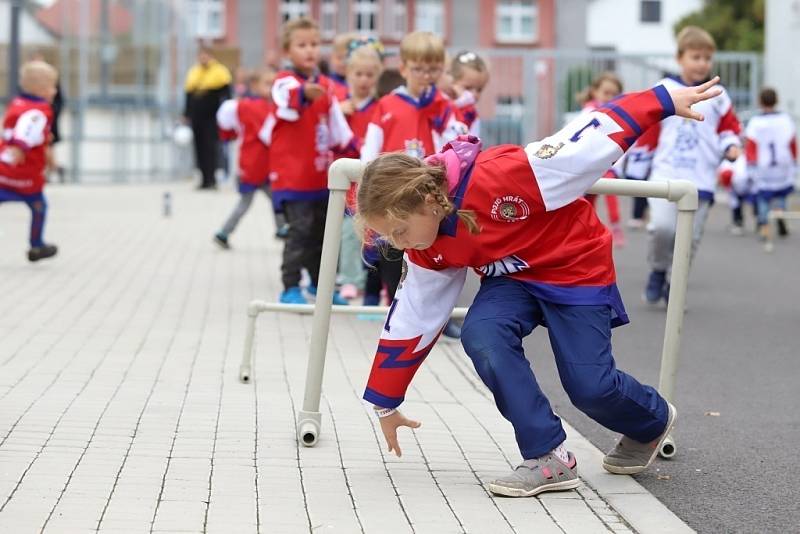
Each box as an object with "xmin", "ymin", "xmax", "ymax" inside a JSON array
[{"xmin": 354, "ymin": 153, "xmax": 480, "ymax": 246}]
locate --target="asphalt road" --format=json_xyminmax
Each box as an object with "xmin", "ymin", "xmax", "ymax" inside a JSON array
[{"xmin": 458, "ymin": 196, "xmax": 800, "ymax": 534}]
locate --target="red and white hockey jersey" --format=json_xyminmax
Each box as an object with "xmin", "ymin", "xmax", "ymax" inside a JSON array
[
  {"xmin": 216, "ymin": 97, "xmax": 276, "ymax": 188},
  {"xmin": 336, "ymin": 96, "xmax": 377, "ymax": 160},
  {"xmin": 0, "ymin": 94, "xmax": 53, "ymax": 195},
  {"xmin": 452, "ymin": 90, "xmax": 480, "ymax": 138},
  {"xmin": 744, "ymin": 111, "xmax": 797, "ymax": 193},
  {"xmin": 269, "ymin": 69, "xmax": 353, "ymax": 208},
  {"xmin": 360, "ymin": 85, "xmax": 465, "ymax": 162},
  {"xmin": 362, "ymin": 85, "xmax": 677, "ymax": 409},
  {"xmin": 629, "ymin": 75, "xmax": 741, "ymax": 200}
]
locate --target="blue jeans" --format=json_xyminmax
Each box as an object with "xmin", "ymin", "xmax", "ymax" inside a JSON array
[
  {"xmin": 0, "ymin": 189, "xmax": 47, "ymax": 247},
  {"xmin": 461, "ymin": 276, "xmax": 668, "ymax": 459},
  {"xmin": 756, "ymin": 190, "xmax": 790, "ymax": 226}
]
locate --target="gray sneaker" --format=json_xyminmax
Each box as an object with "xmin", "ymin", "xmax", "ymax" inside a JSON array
[
  {"xmin": 487, "ymin": 452, "xmax": 580, "ymax": 497},
  {"xmin": 603, "ymin": 402, "xmax": 677, "ymax": 475}
]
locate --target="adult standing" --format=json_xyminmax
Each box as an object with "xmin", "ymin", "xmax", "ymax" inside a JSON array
[{"xmin": 183, "ymin": 46, "xmax": 232, "ymax": 190}]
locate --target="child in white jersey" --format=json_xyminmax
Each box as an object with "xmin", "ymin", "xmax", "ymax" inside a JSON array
[
  {"xmin": 745, "ymin": 87, "xmax": 798, "ymax": 245},
  {"xmin": 632, "ymin": 26, "xmax": 742, "ymax": 304}
]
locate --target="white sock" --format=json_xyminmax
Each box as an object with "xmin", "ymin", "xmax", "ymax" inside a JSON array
[{"xmin": 551, "ymin": 443, "xmax": 570, "ymax": 464}]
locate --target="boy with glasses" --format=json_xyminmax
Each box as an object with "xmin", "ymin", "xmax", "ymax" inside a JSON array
[{"xmin": 360, "ymin": 31, "xmax": 465, "ymax": 338}]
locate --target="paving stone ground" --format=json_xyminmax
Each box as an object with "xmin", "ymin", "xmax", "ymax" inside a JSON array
[{"xmin": 0, "ymin": 183, "xmax": 688, "ymax": 533}]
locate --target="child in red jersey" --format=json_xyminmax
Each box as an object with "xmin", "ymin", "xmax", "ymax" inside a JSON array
[
  {"xmin": 337, "ymin": 45, "xmax": 383, "ymax": 300},
  {"xmin": 270, "ymin": 18, "xmax": 353, "ymax": 305},
  {"xmin": 355, "ymin": 78, "xmax": 723, "ymax": 498},
  {"xmin": 577, "ymin": 72, "xmax": 626, "ymax": 246},
  {"xmin": 213, "ymin": 69, "xmax": 276, "ymax": 249},
  {"xmin": 0, "ymin": 61, "xmax": 59, "ymax": 262}
]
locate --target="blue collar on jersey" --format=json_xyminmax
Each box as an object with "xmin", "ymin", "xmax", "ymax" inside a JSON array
[
  {"xmin": 290, "ymin": 67, "xmax": 319, "ymax": 82},
  {"xmin": 346, "ymin": 95, "xmax": 375, "ymax": 112},
  {"xmin": 665, "ymin": 73, "xmax": 712, "ymax": 87},
  {"xmin": 329, "ymin": 72, "xmax": 347, "ymax": 87},
  {"xmin": 392, "ymin": 84, "xmax": 438, "ymax": 109},
  {"xmin": 438, "ymin": 160, "xmax": 477, "ymax": 237},
  {"xmin": 18, "ymin": 91, "xmax": 47, "ymax": 103}
]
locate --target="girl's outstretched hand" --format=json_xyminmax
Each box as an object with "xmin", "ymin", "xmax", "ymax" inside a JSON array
[
  {"xmin": 669, "ymin": 76, "xmax": 723, "ymax": 121},
  {"xmin": 378, "ymin": 409, "xmax": 421, "ymax": 458}
]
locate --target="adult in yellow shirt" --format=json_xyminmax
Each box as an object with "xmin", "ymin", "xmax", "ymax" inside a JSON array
[{"xmin": 184, "ymin": 46, "xmax": 232, "ymax": 190}]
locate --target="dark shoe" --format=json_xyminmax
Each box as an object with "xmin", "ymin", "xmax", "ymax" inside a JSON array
[
  {"xmin": 777, "ymin": 218, "xmax": 789, "ymax": 237},
  {"xmin": 643, "ymin": 270, "xmax": 667, "ymax": 305},
  {"xmin": 275, "ymin": 223, "xmax": 290, "ymax": 239},
  {"xmin": 28, "ymin": 244, "xmax": 58, "ymax": 262},
  {"xmin": 213, "ymin": 233, "xmax": 230, "ymax": 250}
]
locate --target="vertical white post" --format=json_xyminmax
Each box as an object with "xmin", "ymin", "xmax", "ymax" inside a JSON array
[
  {"xmin": 296, "ymin": 159, "xmax": 364, "ymax": 447},
  {"xmin": 656, "ymin": 181, "xmax": 697, "ymax": 459}
]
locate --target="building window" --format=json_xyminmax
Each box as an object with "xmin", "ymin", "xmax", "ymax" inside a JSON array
[
  {"xmin": 281, "ymin": 0, "xmax": 310, "ymax": 23},
  {"xmin": 495, "ymin": 0, "xmax": 538, "ymax": 44},
  {"xmin": 382, "ymin": 0, "xmax": 407, "ymax": 39},
  {"xmin": 188, "ymin": 0, "xmax": 225, "ymax": 39},
  {"xmin": 354, "ymin": 0, "xmax": 379, "ymax": 35},
  {"xmin": 640, "ymin": 0, "xmax": 661, "ymax": 23},
  {"xmin": 320, "ymin": 0, "xmax": 337, "ymax": 39},
  {"xmin": 414, "ymin": 0, "xmax": 444, "ymax": 36}
]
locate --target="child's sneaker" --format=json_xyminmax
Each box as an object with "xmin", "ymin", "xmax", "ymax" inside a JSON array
[
  {"xmin": 603, "ymin": 402, "xmax": 677, "ymax": 475},
  {"xmin": 275, "ymin": 223, "xmax": 290, "ymax": 239},
  {"xmin": 28, "ymin": 244, "xmax": 58, "ymax": 262},
  {"xmin": 306, "ymin": 285, "xmax": 349, "ymax": 306},
  {"xmin": 643, "ymin": 270, "xmax": 667, "ymax": 305},
  {"xmin": 777, "ymin": 218, "xmax": 789, "ymax": 237},
  {"xmin": 280, "ymin": 286, "xmax": 307, "ymax": 304},
  {"xmin": 332, "ymin": 291, "xmax": 349, "ymax": 306},
  {"xmin": 339, "ymin": 283, "xmax": 359, "ymax": 300},
  {"xmin": 213, "ymin": 233, "xmax": 230, "ymax": 250},
  {"xmin": 487, "ymin": 452, "xmax": 580, "ymax": 497}
]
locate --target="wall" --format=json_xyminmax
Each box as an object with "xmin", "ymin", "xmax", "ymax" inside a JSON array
[
  {"xmin": 586, "ymin": 0, "xmax": 701, "ymax": 54},
  {"xmin": 765, "ymin": 0, "xmax": 800, "ymax": 118}
]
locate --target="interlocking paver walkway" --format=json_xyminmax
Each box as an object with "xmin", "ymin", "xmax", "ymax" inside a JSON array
[{"xmin": 0, "ymin": 183, "xmax": 690, "ymax": 533}]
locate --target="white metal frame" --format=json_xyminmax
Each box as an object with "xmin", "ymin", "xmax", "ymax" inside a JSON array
[{"xmin": 239, "ymin": 158, "xmax": 698, "ymax": 459}]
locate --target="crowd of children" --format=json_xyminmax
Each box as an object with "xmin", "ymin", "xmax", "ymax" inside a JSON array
[{"xmin": 3, "ymin": 18, "xmax": 796, "ymax": 502}]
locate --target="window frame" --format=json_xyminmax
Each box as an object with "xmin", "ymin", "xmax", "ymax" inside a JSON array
[{"xmin": 494, "ymin": 0, "xmax": 539, "ymax": 45}]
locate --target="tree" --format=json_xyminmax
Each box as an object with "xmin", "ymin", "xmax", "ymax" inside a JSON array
[{"xmin": 674, "ymin": 0, "xmax": 765, "ymax": 51}]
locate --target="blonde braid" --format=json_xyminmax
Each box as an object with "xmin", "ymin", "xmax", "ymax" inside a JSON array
[{"xmin": 422, "ymin": 177, "xmax": 480, "ymax": 235}]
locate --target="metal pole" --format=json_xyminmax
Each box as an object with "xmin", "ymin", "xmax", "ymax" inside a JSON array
[
  {"xmin": 70, "ymin": 0, "xmax": 90, "ymax": 183},
  {"xmin": 295, "ymin": 186, "xmax": 348, "ymax": 447},
  {"xmin": 7, "ymin": 0, "xmax": 22, "ymax": 99}
]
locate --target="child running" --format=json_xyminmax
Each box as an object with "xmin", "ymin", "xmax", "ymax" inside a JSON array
[
  {"xmin": 633, "ymin": 26, "xmax": 742, "ymax": 304},
  {"xmin": 0, "ymin": 60, "xmax": 59, "ymax": 262},
  {"xmin": 355, "ymin": 77, "xmax": 724, "ymax": 497},
  {"xmin": 213, "ymin": 68, "xmax": 276, "ymax": 249},
  {"xmin": 744, "ymin": 87, "xmax": 797, "ymax": 246}
]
